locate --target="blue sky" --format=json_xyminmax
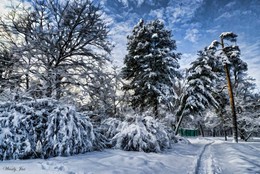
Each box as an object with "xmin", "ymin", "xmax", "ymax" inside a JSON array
[
  {"xmin": 1, "ymin": 0, "xmax": 260, "ymax": 90},
  {"xmin": 100, "ymin": 0, "xmax": 260, "ymax": 91}
]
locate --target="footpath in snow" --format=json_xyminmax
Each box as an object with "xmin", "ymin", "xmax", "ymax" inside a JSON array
[{"xmin": 0, "ymin": 137, "xmax": 260, "ymax": 174}]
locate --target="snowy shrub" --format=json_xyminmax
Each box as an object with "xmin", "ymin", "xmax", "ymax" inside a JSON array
[
  {"xmin": 43, "ymin": 106, "xmax": 96, "ymax": 157},
  {"xmin": 89, "ymin": 114, "xmax": 111, "ymax": 150},
  {"xmin": 0, "ymin": 99, "xmax": 103, "ymax": 160},
  {"xmin": 100, "ymin": 117, "xmax": 123, "ymax": 139},
  {"xmin": 108, "ymin": 113, "xmax": 176, "ymax": 153}
]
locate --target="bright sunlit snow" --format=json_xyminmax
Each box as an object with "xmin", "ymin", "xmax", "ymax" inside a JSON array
[{"xmin": 0, "ymin": 137, "xmax": 259, "ymax": 174}]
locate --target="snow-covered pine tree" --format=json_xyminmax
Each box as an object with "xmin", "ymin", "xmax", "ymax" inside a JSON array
[
  {"xmin": 121, "ymin": 19, "xmax": 181, "ymax": 118},
  {"xmin": 175, "ymin": 47, "xmax": 221, "ymax": 135},
  {"xmin": 209, "ymin": 32, "xmax": 247, "ymax": 142},
  {"xmin": 186, "ymin": 48, "xmax": 220, "ymax": 112}
]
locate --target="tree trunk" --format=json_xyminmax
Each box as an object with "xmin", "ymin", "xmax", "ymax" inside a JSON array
[
  {"xmin": 174, "ymin": 112, "xmax": 184, "ymax": 135},
  {"xmin": 212, "ymin": 128, "xmax": 216, "ymax": 137},
  {"xmin": 26, "ymin": 73, "xmax": 29, "ymax": 90},
  {"xmin": 55, "ymin": 74, "xmax": 62, "ymax": 100},
  {"xmin": 245, "ymin": 132, "xmax": 253, "ymax": 142},
  {"xmin": 224, "ymin": 129, "xmax": 227, "ymax": 141},
  {"xmin": 199, "ymin": 123, "xmax": 204, "ymax": 137},
  {"xmin": 224, "ymin": 64, "xmax": 238, "ymax": 143},
  {"xmin": 46, "ymin": 69, "xmax": 52, "ymax": 98},
  {"xmin": 240, "ymin": 129, "xmax": 246, "ymax": 141},
  {"xmin": 221, "ymin": 38, "xmax": 238, "ymax": 143},
  {"xmin": 174, "ymin": 95, "xmax": 188, "ymax": 135}
]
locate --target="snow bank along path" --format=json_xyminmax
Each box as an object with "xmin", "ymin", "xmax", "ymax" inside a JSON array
[{"xmin": 0, "ymin": 137, "xmax": 260, "ymax": 174}]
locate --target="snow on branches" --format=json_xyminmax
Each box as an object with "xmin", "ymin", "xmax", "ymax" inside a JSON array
[
  {"xmin": 208, "ymin": 40, "xmax": 220, "ymax": 50},
  {"xmin": 100, "ymin": 112, "xmax": 177, "ymax": 153},
  {"xmin": 121, "ymin": 19, "xmax": 181, "ymax": 117},
  {"xmin": 220, "ymin": 32, "xmax": 237, "ymax": 42},
  {"xmin": 0, "ymin": 99, "xmax": 104, "ymax": 160}
]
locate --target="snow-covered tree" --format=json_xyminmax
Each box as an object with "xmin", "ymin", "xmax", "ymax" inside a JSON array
[
  {"xmin": 212, "ymin": 76, "xmax": 260, "ymax": 141},
  {"xmin": 0, "ymin": 0, "xmax": 111, "ymax": 100},
  {"xmin": 0, "ymin": 47, "xmax": 21, "ymax": 93},
  {"xmin": 85, "ymin": 64, "xmax": 122, "ymax": 117},
  {"xmin": 196, "ymin": 32, "xmax": 258, "ymax": 142},
  {"xmin": 234, "ymin": 77, "xmax": 260, "ymax": 140},
  {"xmin": 186, "ymin": 49, "xmax": 220, "ymax": 112},
  {"xmin": 121, "ymin": 19, "xmax": 181, "ymax": 118},
  {"xmin": 0, "ymin": 99, "xmax": 105, "ymax": 160},
  {"xmin": 175, "ymin": 48, "xmax": 221, "ymax": 135},
  {"xmin": 208, "ymin": 32, "xmax": 247, "ymax": 142}
]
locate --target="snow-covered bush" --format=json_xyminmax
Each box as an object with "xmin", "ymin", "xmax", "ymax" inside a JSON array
[
  {"xmin": 101, "ymin": 113, "xmax": 176, "ymax": 153},
  {"xmin": 0, "ymin": 99, "xmax": 103, "ymax": 160},
  {"xmin": 100, "ymin": 117, "xmax": 123, "ymax": 139},
  {"xmin": 87, "ymin": 114, "xmax": 111, "ymax": 149}
]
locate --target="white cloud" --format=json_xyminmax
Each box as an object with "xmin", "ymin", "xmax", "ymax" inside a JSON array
[
  {"xmin": 215, "ymin": 9, "xmax": 242, "ymax": 21},
  {"xmin": 240, "ymin": 41, "xmax": 260, "ymax": 91},
  {"xmin": 165, "ymin": 0, "xmax": 203, "ymax": 25},
  {"xmin": 225, "ymin": 1, "xmax": 236, "ymax": 8},
  {"xmin": 184, "ymin": 28, "xmax": 199, "ymax": 43},
  {"xmin": 215, "ymin": 12, "xmax": 233, "ymax": 21},
  {"xmin": 149, "ymin": 8, "xmax": 165, "ymax": 21},
  {"xmin": 165, "ymin": 6, "xmax": 187, "ymax": 25},
  {"xmin": 109, "ymin": 20, "xmax": 134, "ymax": 66},
  {"xmin": 118, "ymin": 0, "xmax": 129, "ymax": 7},
  {"xmin": 136, "ymin": 0, "xmax": 145, "ymax": 7},
  {"xmin": 206, "ymin": 29, "xmax": 217, "ymax": 34},
  {"xmin": 116, "ymin": 0, "xmax": 146, "ymax": 7},
  {"xmin": 179, "ymin": 53, "xmax": 197, "ymax": 69}
]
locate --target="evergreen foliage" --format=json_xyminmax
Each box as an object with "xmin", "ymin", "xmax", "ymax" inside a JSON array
[
  {"xmin": 121, "ymin": 19, "xmax": 181, "ymax": 117},
  {"xmin": 185, "ymin": 48, "xmax": 220, "ymax": 113},
  {"xmin": 175, "ymin": 47, "xmax": 221, "ymax": 134}
]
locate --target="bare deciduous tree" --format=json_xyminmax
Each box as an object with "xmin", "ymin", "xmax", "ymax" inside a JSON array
[{"xmin": 0, "ymin": 0, "xmax": 111, "ymax": 100}]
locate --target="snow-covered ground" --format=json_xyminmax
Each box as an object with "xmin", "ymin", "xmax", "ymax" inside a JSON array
[{"xmin": 0, "ymin": 137, "xmax": 260, "ymax": 174}]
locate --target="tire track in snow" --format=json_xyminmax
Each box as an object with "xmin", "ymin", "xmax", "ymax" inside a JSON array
[{"xmin": 194, "ymin": 141, "xmax": 221, "ymax": 174}]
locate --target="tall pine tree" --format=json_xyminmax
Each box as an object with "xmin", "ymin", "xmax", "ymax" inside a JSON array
[
  {"xmin": 174, "ymin": 47, "xmax": 221, "ymax": 135},
  {"xmin": 121, "ymin": 19, "xmax": 181, "ymax": 118}
]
